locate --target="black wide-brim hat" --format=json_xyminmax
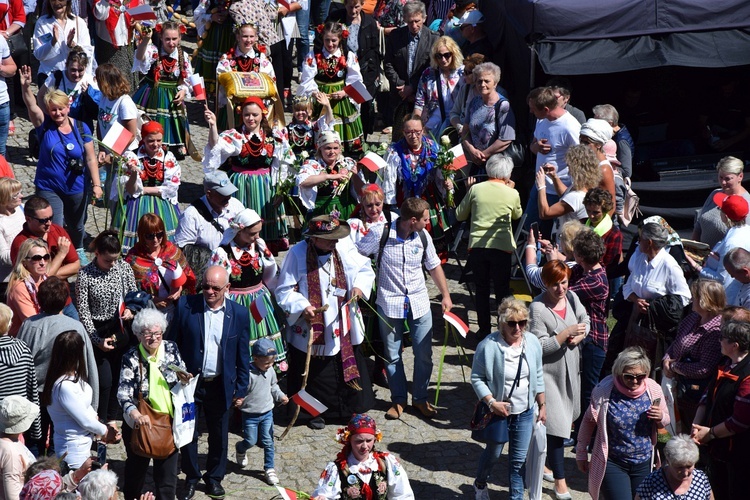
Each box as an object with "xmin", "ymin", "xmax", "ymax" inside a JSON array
[{"xmin": 304, "ymin": 215, "xmax": 351, "ymax": 240}]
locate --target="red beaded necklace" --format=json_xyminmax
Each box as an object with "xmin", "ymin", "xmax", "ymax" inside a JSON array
[{"xmin": 315, "ymin": 52, "xmax": 347, "ymax": 79}]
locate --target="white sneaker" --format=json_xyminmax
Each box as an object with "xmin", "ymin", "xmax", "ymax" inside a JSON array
[
  {"xmin": 235, "ymin": 444, "xmax": 248, "ymax": 468},
  {"xmin": 474, "ymin": 482, "xmax": 489, "ymax": 500},
  {"xmin": 265, "ymin": 468, "xmax": 279, "ymax": 485}
]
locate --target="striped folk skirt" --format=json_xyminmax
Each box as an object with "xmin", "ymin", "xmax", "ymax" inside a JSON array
[
  {"xmin": 228, "ymin": 282, "xmax": 287, "ymax": 371},
  {"xmin": 193, "ymin": 23, "xmax": 235, "ymax": 95},
  {"xmin": 133, "ymin": 79, "xmax": 187, "ymax": 150},
  {"xmin": 315, "ymin": 79, "xmax": 364, "ymax": 157},
  {"xmin": 112, "ymin": 194, "xmax": 181, "ymax": 254},
  {"xmin": 229, "ymin": 169, "xmax": 288, "ymax": 242}
]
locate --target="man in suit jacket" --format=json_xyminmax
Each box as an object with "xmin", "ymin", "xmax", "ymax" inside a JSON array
[
  {"xmin": 169, "ymin": 266, "xmax": 250, "ymax": 500},
  {"xmin": 384, "ymin": 0, "xmax": 438, "ymax": 141}
]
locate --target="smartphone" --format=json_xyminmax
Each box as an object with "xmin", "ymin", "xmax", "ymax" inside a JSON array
[
  {"xmin": 652, "ymin": 398, "xmax": 661, "ymax": 406},
  {"xmin": 530, "ymin": 222, "xmax": 540, "ymax": 242}
]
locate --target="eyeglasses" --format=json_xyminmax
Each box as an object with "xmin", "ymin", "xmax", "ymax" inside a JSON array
[
  {"xmin": 12, "ymin": 191, "xmax": 22, "ymax": 199},
  {"xmin": 140, "ymin": 331, "xmax": 163, "ymax": 339},
  {"xmin": 146, "ymin": 231, "xmax": 165, "ymax": 240},
  {"xmin": 622, "ymin": 373, "xmax": 648, "ymax": 383},
  {"xmin": 26, "ymin": 254, "xmax": 51, "ymax": 262},
  {"xmin": 437, "ymin": 52, "xmax": 452, "ymax": 60},
  {"xmin": 202, "ymin": 283, "xmax": 226, "ymax": 292},
  {"xmin": 506, "ymin": 319, "xmax": 528, "ymax": 328},
  {"xmin": 404, "ymin": 130, "xmax": 423, "ymax": 136},
  {"xmin": 30, "ymin": 216, "xmax": 53, "ymax": 224}
]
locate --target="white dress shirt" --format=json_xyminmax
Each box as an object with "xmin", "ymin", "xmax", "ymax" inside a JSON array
[
  {"xmin": 174, "ymin": 196, "xmax": 246, "ymax": 251},
  {"xmin": 623, "ymin": 246, "xmax": 691, "ymax": 306},
  {"xmin": 202, "ymin": 300, "xmax": 225, "ymax": 377}
]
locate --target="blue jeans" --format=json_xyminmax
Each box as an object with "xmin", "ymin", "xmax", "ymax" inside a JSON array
[
  {"xmin": 0, "ymin": 101, "xmax": 9, "ymax": 158},
  {"xmin": 378, "ymin": 305, "xmax": 433, "ymax": 405},
  {"xmin": 575, "ymin": 339, "xmax": 606, "ymax": 437},
  {"xmin": 524, "ymin": 185, "xmax": 559, "ymax": 237},
  {"xmin": 475, "ymin": 408, "xmax": 535, "ymax": 500},
  {"xmin": 236, "ymin": 410, "xmax": 275, "ymax": 470},
  {"xmin": 37, "ymin": 188, "xmax": 88, "ymax": 249},
  {"xmin": 600, "ymin": 457, "xmax": 651, "ymax": 500},
  {"xmin": 310, "ymin": 0, "xmax": 332, "ymax": 25},
  {"xmin": 295, "ymin": 7, "xmax": 310, "ymax": 70}
]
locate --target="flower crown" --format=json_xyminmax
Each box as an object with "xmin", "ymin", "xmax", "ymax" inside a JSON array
[
  {"xmin": 335, "ymin": 427, "xmax": 383, "ymax": 444},
  {"xmin": 316, "ymin": 23, "xmax": 349, "ymax": 38},
  {"xmin": 155, "ymin": 24, "xmax": 187, "ymax": 35}
]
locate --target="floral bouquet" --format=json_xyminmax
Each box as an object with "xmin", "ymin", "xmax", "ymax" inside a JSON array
[{"xmin": 435, "ymin": 135, "xmax": 457, "ymax": 208}]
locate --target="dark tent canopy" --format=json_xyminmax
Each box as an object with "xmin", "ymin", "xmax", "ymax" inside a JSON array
[{"xmin": 501, "ymin": 0, "xmax": 750, "ymax": 75}]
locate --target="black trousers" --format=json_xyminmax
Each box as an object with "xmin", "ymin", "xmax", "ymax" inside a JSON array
[
  {"xmin": 180, "ymin": 377, "xmax": 230, "ymax": 486},
  {"xmin": 121, "ymin": 423, "xmax": 179, "ymax": 500},
  {"xmin": 94, "ymin": 346, "xmax": 125, "ymax": 422},
  {"xmin": 470, "ymin": 247, "xmax": 512, "ymax": 333},
  {"xmin": 270, "ymin": 40, "xmax": 289, "ymax": 104}
]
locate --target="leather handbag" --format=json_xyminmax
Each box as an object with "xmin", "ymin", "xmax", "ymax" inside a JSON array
[
  {"xmin": 130, "ymin": 360, "xmax": 176, "ymax": 459},
  {"xmin": 6, "ymin": 31, "xmax": 27, "ymax": 59}
]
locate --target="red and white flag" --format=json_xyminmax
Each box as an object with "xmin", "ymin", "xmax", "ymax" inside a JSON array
[
  {"xmin": 277, "ymin": 0, "xmax": 291, "ymax": 9},
  {"xmin": 250, "ymin": 298, "xmax": 269, "ymax": 324},
  {"xmin": 126, "ymin": 4, "xmax": 157, "ymax": 21},
  {"xmin": 188, "ymin": 73, "xmax": 206, "ymax": 101},
  {"xmin": 344, "ymin": 80, "xmax": 373, "ymax": 104},
  {"xmin": 117, "ymin": 297, "xmax": 127, "ymax": 332},
  {"xmin": 358, "ymin": 152, "xmax": 387, "ymax": 173},
  {"xmin": 274, "ymin": 486, "xmax": 298, "ymax": 500},
  {"xmin": 102, "ymin": 121, "xmax": 134, "ymax": 155},
  {"xmin": 444, "ymin": 311, "xmax": 469, "ymax": 338},
  {"xmin": 340, "ymin": 302, "xmax": 351, "ymax": 336},
  {"xmin": 292, "ymin": 389, "xmax": 328, "ymax": 417},
  {"xmin": 448, "ymin": 144, "xmax": 467, "ymax": 170}
]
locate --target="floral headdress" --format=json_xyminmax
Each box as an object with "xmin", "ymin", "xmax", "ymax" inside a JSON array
[
  {"xmin": 316, "ymin": 23, "xmax": 349, "ymax": 38},
  {"xmin": 335, "ymin": 413, "xmax": 383, "ymax": 444},
  {"xmin": 155, "ymin": 24, "xmax": 187, "ymax": 35}
]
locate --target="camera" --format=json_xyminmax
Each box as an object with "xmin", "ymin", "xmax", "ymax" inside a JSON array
[{"xmin": 67, "ymin": 157, "xmax": 84, "ymax": 172}]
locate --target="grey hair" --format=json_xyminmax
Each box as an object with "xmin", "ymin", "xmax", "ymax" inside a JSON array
[
  {"xmin": 55, "ymin": 493, "xmax": 79, "ymax": 500},
  {"xmin": 132, "ymin": 308, "xmax": 168, "ymax": 336},
  {"xmin": 612, "ymin": 346, "xmax": 651, "ymax": 379},
  {"xmin": 498, "ymin": 297, "xmax": 528, "ymax": 324},
  {"xmin": 402, "ymin": 0, "xmax": 426, "ymax": 18},
  {"xmin": 472, "ymin": 62, "xmax": 501, "ymax": 85},
  {"xmin": 724, "ymin": 246, "xmax": 750, "ymax": 272},
  {"xmin": 716, "ymin": 156, "xmax": 744, "ymax": 175},
  {"xmin": 640, "ymin": 222, "xmax": 668, "ymax": 250},
  {"xmin": 78, "ymin": 469, "xmax": 118, "ymax": 500},
  {"xmin": 664, "ymin": 434, "xmax": 699, "ymax": 466},
  {"xmin": 486, "ymin": 155, "xmax": 513, "ymax": 180},
  {"xmin": 592, "ymin": 104, "xmax": 619, "ymax": 126}
]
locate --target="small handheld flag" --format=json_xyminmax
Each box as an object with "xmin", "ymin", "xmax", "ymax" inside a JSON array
[
  {"xmin": 291, "ymin": 389, "xmax": 328, "ymax": 417},
  {"xmin": 343, "ymin": 80, "xmax": 373, "ymax": 104}
]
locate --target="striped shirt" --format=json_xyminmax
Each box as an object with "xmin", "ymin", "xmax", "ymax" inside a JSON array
[{"xmin": 0, "ymin": 336, "xmax": 41, "ymax": 440}]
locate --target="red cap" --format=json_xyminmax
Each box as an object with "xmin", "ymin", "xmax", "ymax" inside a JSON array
[
  {"xmin": 241, "ymin": 96, "xmax": 267, "ymax": 113},
  {"xmin": 141, "ymin": 120, "xmax": 164, "ymax": 138},
  {"xmin": 713, "ymin": 192, "xmax": 749, "ymax": 221}
]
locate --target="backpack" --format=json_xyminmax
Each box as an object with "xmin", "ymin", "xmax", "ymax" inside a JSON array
[
  {"xmin": 619, "ymin": 177, "xmax": 642, "ymax": 227},
  {"xmin": 375, "ymin": 214, "xmax": 428, "ymax": 275}
]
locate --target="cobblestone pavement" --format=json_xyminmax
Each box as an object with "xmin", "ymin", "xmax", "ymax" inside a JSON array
[{"xmin": 9, "ymin": 78, "xmax": 589, "ymax": 499}]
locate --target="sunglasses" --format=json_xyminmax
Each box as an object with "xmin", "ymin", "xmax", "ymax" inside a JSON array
[
  {"xmin": 437, "ymin": 52, "xmax": 452, "ymax": 60},
  {"xmin": 506, "ymin": 319, "xmax": 528, "ymax": 328},
  {"xmin": 146, "ymin": 231, "xmax": 165, "ymax": 240},
  {"xmin": 202, "ymin": 283, "xmax": 226, "ymax": 292},
  {"xmin": 26, "ymin": 254, "xmax": 51, "ymax": 262},
  {"xmin": 31, "ymin": 216, "xmax": 53, "ymax": 224},
  {"xmin": 622, "ymin": 373, "xmax": 648, "ymax": 383}
]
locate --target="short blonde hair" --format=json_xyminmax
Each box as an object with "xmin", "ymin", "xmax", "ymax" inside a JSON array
[
  {"xmin": 0, "ymin": 177, "xmax": 22, "ymax": 206},
  {"xmin": 498, "ymin": 297, "xmax": 528, "ymax": 324},
  {"xmin": 690, "ymin": 279, "xmax": 726, "ymax": 317},
  {"xmin": 612, "ymin": 347, "xmax": 651, "ymax": 379},
  {"xmin": 0, "ymin": 303, "xmax": 12, "ymax": 336},
  {"xmin": 559, "ymin": 220, "xmax": 584, "ymax": 257},
  {"xmin": 430, "ymin": 36, "xmax": 463, "ymax": 71},
  {"xmin": 717, "ymin": 156, "xmax": 744, "ymax": 176},
  {"xmin": 43, "ymin": 89, "xmax": 70, "ymax": 110}
]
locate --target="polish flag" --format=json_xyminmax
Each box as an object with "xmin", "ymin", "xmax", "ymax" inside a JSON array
[
  {"xmin": 448, "ymin": 144, "xmax": 467, "ymax": 170},
  {"xmin": 343, "ymin": 80, "xmax": 373, "ymax": 104},
  {"xmin": 126, "ymin": 4, "xmax": 157, "ymax": 21},
  {"xmin": 250, "ymin": 298, "xmax": 269, "ymax": 323},
  {"xmin": 277, "ymin": 0, "xmax": 291, "ymax": 9},
  {"xmin": 275, "ymin": 486, "xmax": 298, "ymax": 500},
  {"xmin": 118, "ymin": 297, "xmax": 127, "ymax": 332},
  {"xmin": 102, "ymin": 121, "xmax": 134, "ymax": 155},
  {"xmin": 292, "ymin": 389, "xmax": 328, "ymax": 417},
  {"xmin": 444, "ymin": 311, "xmax": 469, "ymax": 338},
  {"xmin": 358, "ymin": 152, "xmax": 387, "ymax": 173},
  {"xmin": 188, "ymin": 73, "xmax": 206, "ymax": 101},
  {"xmin": 340, "ymin": 302, "xmax": 351, "ymax": 336}
]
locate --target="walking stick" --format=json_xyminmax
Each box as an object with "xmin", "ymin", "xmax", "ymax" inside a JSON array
[{"xmin": 278, "ymin": 304, "xmax": 329, "ymax": 440}]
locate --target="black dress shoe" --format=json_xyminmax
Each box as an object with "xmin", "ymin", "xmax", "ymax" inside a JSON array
[
  {"xmin": 205, "ymin": 483, "xmax": 225, "ymax": 499},
  {"xmin": 307, "ymin": 416, "xmax": 325, "ymax": 430},
  {"xmin": 181, "ymin": 483, "xmax": 196, "ymax": 500}
]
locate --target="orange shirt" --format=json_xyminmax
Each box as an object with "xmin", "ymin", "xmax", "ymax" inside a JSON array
[{"xmin": 362, "ymin": 0, "xmax": 377, "ymax": 14}]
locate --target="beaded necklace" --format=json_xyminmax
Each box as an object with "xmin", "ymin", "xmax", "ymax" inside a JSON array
[{"xmin": 315, "ymin": 52, "xmax": 347, "ymax": 79}]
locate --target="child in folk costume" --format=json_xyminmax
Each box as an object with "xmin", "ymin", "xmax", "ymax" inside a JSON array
[
  {"xmin": 192, "ymin": 0, "xmax": 237, "ymax": 95},
  {"xmin": 312, "ymin": 414, "xmax": 415, "ymax": 499},
  {"xmin": 216, "ymin": 22, "xmax": 275, "ymax": 131},
  {"xmin": 133, "ymin": 21, "xmax": 195, "ymax": 159},
  {"xmin": 209, "ymin": 208, "xmax": 287, "ymax": 371},
  {"xmin": 275, "ymin": 215, "xmax": 375, "ymax": 429},
  {"xmin": 298, "ymin": 21, "xmax": 365, "ymax": 156},
  {"xmin": 112, "ymin": 121, "xmax": 182, "ymax": 253},
  {"xmin": 203, "ymin": 97, "xmax": 295, "ymax": 250},
  {"xmin": 287, "ymin": 93, "xmax": 337, "ymax": 156}
]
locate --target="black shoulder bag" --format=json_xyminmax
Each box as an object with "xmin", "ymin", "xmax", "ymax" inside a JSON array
[{"xmin": 490, "ymin": 98, "xmax": 525, "ymax": 168}]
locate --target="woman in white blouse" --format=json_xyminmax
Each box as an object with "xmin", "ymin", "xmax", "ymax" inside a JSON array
[
  {"xmin": 41, "ymin": 331, "xmax": 119, "ymax": 468},
  {"xmin": 33, "ymin": 0, "xmax": 94, "ymax": 85}
]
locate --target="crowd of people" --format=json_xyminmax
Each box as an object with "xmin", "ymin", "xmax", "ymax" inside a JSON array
[{"xmin": 0, "ymin": 0, "xmax": 748, "ymax": 499}]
